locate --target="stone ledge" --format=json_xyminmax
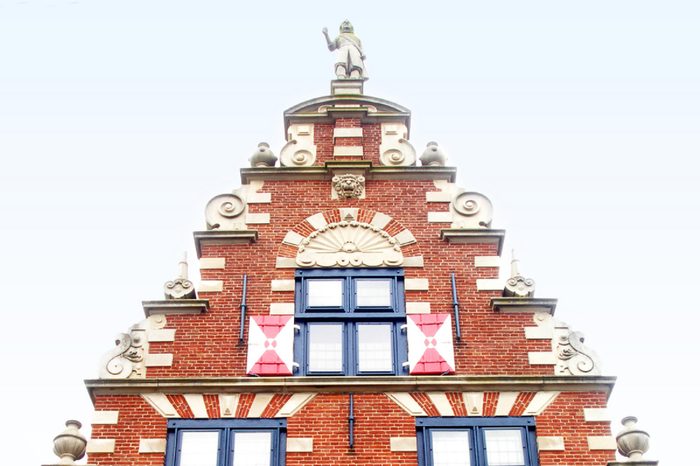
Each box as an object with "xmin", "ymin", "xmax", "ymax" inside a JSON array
[
  {"xmin": 240, "ymin": 165, "xmax": 457, "ymax": 184},
  {"xmin": 85, "ymin": 375, "xmax": 616, "ymax": 401},
  {"xmin": 491, "ymin": 297, "xmax": 558, "ymax": 315},
  {"xmin": 193, "ymin": 230, "xmax": 258, "ymax": 258},
  {"xmin": 440, "ymin": 229, "xmax": 505, "ymax": 255},
  {"xmin": 142, "ymin": 299, "xmax": 209, "ymax": 317}
]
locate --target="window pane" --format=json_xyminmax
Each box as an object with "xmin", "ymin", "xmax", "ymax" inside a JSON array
[
  {"xmin": 232, "ymin": 432, "xmax": 272, "ymax": 466},
  {"xmin": 357, "ymin": 324, "xmax": 393, "ymax": 372},
  {"xmin": 179, "ymin": 431, "xmax": 219, "ymax": 466},
  {"xmin": 356, "ymin": 279, "xmax": 392, "ymax": 307},
  {"xmin": 308, "ymin": 324, "xmax": 343, "ymax": 372},
  {"xmin": 431, "ymin": 430, "xmax": 471, "ymax": 466},
  {"xmin": 307, "ymin": 279, "xmax": 343, "ymax": 307},
  {"xmin": 484, "ymin": 429, "xmax": 525, "ymax": 465}
]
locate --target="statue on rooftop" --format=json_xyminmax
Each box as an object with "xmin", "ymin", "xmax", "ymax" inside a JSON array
[{"xmin": 322, "ymin": 20, "xmax": 366, "ymax": 79}]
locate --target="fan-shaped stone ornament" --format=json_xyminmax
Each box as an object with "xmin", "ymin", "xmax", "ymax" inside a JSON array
[
  {"xmin": 450, "ymin": 191, "xmax": 493, "ymax": 228},
  {"xmin": 205, "ymin": 193, "xmax": 247, "ymax": 230},
  {"xmin": 296, "ymin": 221, "xmax": 403, "ymax": 267}
]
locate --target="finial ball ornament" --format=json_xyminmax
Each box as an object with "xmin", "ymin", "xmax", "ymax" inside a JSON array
[
  {"xmin": 249, "ymin": 142, "xmax": 278, "ymax": 167},
  {"xmin": 52, "ymin": 420, "xmax": 87, "ymax": 465},
  {"xmin": 615, "ymin": 416, "xmax": 651, "ymax": 460},
  {"xmin": 420, "ymin": 141, "xmax": 447, "ymax": 166}
]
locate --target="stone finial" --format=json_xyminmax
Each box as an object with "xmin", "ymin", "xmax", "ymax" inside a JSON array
[
  {"xmin": 49, "ymin": 420, "xmax": 87, "ymax": 465},
  {"xmin": 419, "ymin": 141, "xmax": 447, "ymax": 166},
  {"xmin": 164, "ymin": 252, "xmax": 196, "ymax": 300},
  {"xmin": 322, "ymin": 20, "xmax": 366, "ymax": 80},
  {"xmin": 616, "ymin": 416, "xmax": 652, "ymax": 460},
  {"xmin": 503, "ymin": 250, "xmax": 536, "ymax": 297},
  {"xmin": 249, "ymin": 142, "xmax": 277, "ymax": 167}
]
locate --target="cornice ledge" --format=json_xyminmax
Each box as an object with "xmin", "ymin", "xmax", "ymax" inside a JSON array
[
  {"xmin": 142, "ymin": 299, "xmax": 209, "ymax": 317},
  {"xmin": 240, "ymin": 166, "xmax": 457, "ymax": 184},
  {"xmin": 440, "ymin": 229, "xmax": 506, "ymax": 255},
  {"xmin": 193, "ymin": 230, "xmax": 258, "ymax": 258},
  {"xmin": 491, "ymin": 297, "xmax": 558, "ymax": 315},
  {"xmin": 84, "ymin": 375, "xmax": 616, "ymax": 401}
]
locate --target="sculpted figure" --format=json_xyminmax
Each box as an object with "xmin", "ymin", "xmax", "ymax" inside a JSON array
[{"xmin": 322, "ymin": 20, "xmax": 366, "ymax": 79}]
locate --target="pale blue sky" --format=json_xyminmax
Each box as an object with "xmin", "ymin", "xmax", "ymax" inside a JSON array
[{"xmin": 2, "ymin": 1, "xmax": 699, "ymax": 464}]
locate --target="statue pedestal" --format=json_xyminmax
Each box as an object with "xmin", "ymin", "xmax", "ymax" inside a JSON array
[{"xmin": 331, "ymin": 79, "xmax": 365, "ymax": 96}]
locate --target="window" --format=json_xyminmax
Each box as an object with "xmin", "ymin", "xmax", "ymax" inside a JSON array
[
  {"xmin": 416, "ymin": 417, "xmax": 539, "ymax": 466},
  {"xmin": 165, "ymin": 419, "xmax": 286, "ymax": 466},
  {"xmin": 294, "ymin": 268, "xmax": 407, "ymax": 376}
]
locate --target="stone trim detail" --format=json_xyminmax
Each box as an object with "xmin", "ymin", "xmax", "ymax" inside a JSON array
[
  {"xmin": 144, "ymin": 353, "xmax": 173, "ymax": 367},
  {"xmin": 247, "ymin": 394, "xmax": 275, "ymax": 417},
  {"xmin": 474, "ymin": 256, "xmax": 501, "ymax": 267},
  {"xmin": 370, "ymin": 212, "xmax": 392, "ymax": 229},
  {"xmin": 494, "ymin": 392, "xmax": 519, "ymax": 416},
  {"xmin": 91, "ymin": 411, "xmax": 119, "ymax": 425},
  {"xmin": 476, "ymin": 279, "xmax": 504, "ymax": 291},
  {"xmin": 427, "ymin": 392, "xmax": 454, "ymax": 416},
  {"xmin": 287, "ymin": 438, "xmax": 314, "ymax": 453},
  {"xmin": 427, "ymin": 181, "xmax": 494, "ymax": 229},
  {"xmin": 334, "ymin": 127, "xmax": 363, "ymax": 138},
  {"xmin": 522, "ymin": 391, "xmax": 559, "ymax": 416},
  {"xmin": 86, "ymin": 439, "xmax": 115, "ymax": 454},
  {"xmin": 584, "ymin": 408, "xmax": 612, "ymax": 422},
  {"xmin": 283, "ymin": 231, "xmax": 306, "ymax": 246},
  {"xmin": 588, "ymin": 436, "xmax": 617, "ymax": 450},
  {"xmin": 244, "ymin": 213, "xmax": 270, "ymax": 224},
  {"xmin": 142, "ymin": 393, "xmax": 178, "ymax": 417},
  {"xmin": 277, "ymin": 393, "xmax": 316, "ymax": 417},
  {"xmin": 148, "ymin": 329, "xmax": 176, "ymax": 342},
  {"xmin": 219, "ymin": 394, "xmax": 240, "ymax": 417},
  {"xmin": 305, "ymin": 212, "xmax": 328, "ymax": 230},
  {"xmin": 139, "ymin": 439, "xmax": 166, "ymax": 453},
  {"xmin": 403, "ymin": 256, "xmax": 425, "ymax": 267},
  {"xmin": 393, "ymin": 229, "xmax": 416, "ymax": 245},
  {"xmin": 204, "ymin": 180, "xmax": 271, "ymax": 231},
  {"xmin": 198, "ymin": 280, "xmax": 223, "ymax": 292},
  {"xmin": 99, "ymin": 315, "xmax": 168, "ymax": 379},
  {"xmin": 405, "ymin": 278, "xmax": 429, "ymax": 291},
  {"xmin": 275, "ymin": 257, "xmax": 298, "ymax": 269},
  {"xmin": 333, "ymin": 146, "xmax": 364, "ymax": 157},
  {"xmin": 427, "ymin": 211, "xmax": 453, "ymax": 223},
  {"xmin": 462, "ymin": 392, "xmax": 484, "ymax": 416},
  {"xmin": 525, "ymin": 313, "xmax": 603, "ymax": 376},
  {"xmin": 379, "ymin": 122, "xmax": 416, "ymax": 167},
  {"xmin": 271, "ymin": 280, "xmax": 295, "ymax": 292},
  {"xmin": 386, "ymin": 393, "xmax": 427, "ymax": 416},
  {"xmin": 281, "ymin": 124, "xmax": 317, "ymax": 167},
  {"xmin": 390, "ymin": 437, "xmax": 418, "ymax": 452},
  {"xmin": 183, "ymin": 394, "xmax": 208, "ymax": 418},
  {"xmin": 270, "ymin": 303, "xmax": 295, "ymax": 315},
  {"xmin": 406, "ymin": 302, "xmax": 431, "ymax": 314},
  {"xmin": 199, "ymin": 257, "xmax": 226, "ymax": 269},
  {"xmin": 537, "ymin": 436, "xmax": 565, "ymax": 451}
]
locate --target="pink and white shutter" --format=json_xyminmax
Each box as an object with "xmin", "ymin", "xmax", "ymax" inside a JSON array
[
  {"xmin": 406, "ymin": 314, "xmax": 456, "ymax": 375},
  {"xmin": 246, "ymin": 315, "xmax": 295, "ymax": 376}
]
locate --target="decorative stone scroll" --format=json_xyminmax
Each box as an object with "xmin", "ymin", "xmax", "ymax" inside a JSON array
[
  {"xmin": 379, "ymin": 122, "xmax": 416, "ymax": 166},
  {"xmin": 204, "ymin": 181, "xmax": 269, "ymax": 230},
  {"xmin": 503, "ymin": 252, "xmax": 535, "ymax": 298},
  {"xmin": 451, "ymin": 191, "xmax": 493, "ymax": 229},
  {"xmin": 164, "ymin": 253, "xmax": 196, "ymax": 300},
  {"xmin": 332, "ymin": 174, "xmax": 365, "ymax": 199},
  {"xmin": 280, "ymin": 124, "xmax": 317, "ymax": 167},
  {"xmin": 99, "ymin": 315, "xmax": 167, "ymax": 379},
  {"xmin": 531, "ymin": 313, "xmax": 602, "ymax": 376},
  {"xmin": 296, "ymin": 220, "xmax": 403, "ymax": 267}
]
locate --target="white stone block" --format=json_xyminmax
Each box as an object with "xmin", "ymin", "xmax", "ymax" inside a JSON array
[
  {"xmin": 370, "ymin": 212, "xmax": 392, "ymax": 229},
  {"xmin": 587, "ymin": 436, "xmax": 617, "ymax": 450},
  {"xmin": 528, "ymin": 352, "xmax": 557, "ymax": 365},
  {"xmin": 245, "ymin": 213, "xmax": 270, "ymax": 224},
  {"xmin": 333, "ymin": 145, "xmax": 363, "ymax": 156},
  {"xmin": 333, "ymin": 127, "xmax": 363, "ymax": 138},
  {"xmin": 142, "ymin": 393, "xmax": 178, "ymax": 417},
  {"xmin": 406, "ymin": 302, "xmax": 431, "ymax": 314},
  {"xmin": 139, "ymin": 439, "xmax": 166, "ymax": 453},
  {"xmin": 86, "ymin": 439, "xmax": 115, "ymax": 454},
  {"xmin": 523, "ymin": 392, "xmax": 559, "ymax": 416},
  {"xmin": 476, "ymin": 279, "xmax": 503, "ymax": 291},
  {"xmin": 390, "ymin": 437, "xmax": 417, "ymax": 452},
  {"xmin": 247, "ymin": 192, "xmax": 272, "ymax": 203},
  {"xmin": 405, "ymin": 278, "xmax": 429, "ymax": 291},
  {"xmin": 271, "ymin": 280, "xmax": 295, "ymax": 292},
  {"xmin": 287, "ymin": 438, "xmax": 314, "ymax": 452},
  {"xmin": 427, "ymin": 211, "xmax": 453, "ymax": 223},
  {"xmin": 306, "ymin": 213, "xmax": 328, "ymax": 229},
  {"xmin": 474, "ymin": 256, "xmax": 501, "ymax": 267},
  {"xmin": 275, "ymin": 257, "xmax": 298, "ymax": 268},
  {"xmin": 386, "ymin": 393, "xmax": 426, "ymax": 416},
  {"xmin": 403, "ymin": 256, "xmax": 425, "ymax": 267},
  {"xmin": 148, "ymin": 329, "xmax": 176, "ymax": 342},
  {"xmin": 495, "ymin": 392, "xmax": 519, "ymax": 416},
  {"xmin": 92, "ymin": 411, "xmax": 119, "ymax": 425},
  {"xmin": 247, "ymin": 393, "xmax": 274, "ymax": 417},
  {"xmin": 219, "ymin": 394, "xmax": 240, "ymax": 417},
  {"xmin": 339, "ymin": 208, "xmax": 359, "ymax": 221},
  {"xmin": 282, "ymin": 231, "xmax": 305, "ymax": 246},
  {"xmin": 276, "ymin": 393, "xmax": 316, "ymax": 417},
  {"xmin": 199, "ymin": 257, "xmax": 226, "ymax": 269},
  {"xmin": 537, "ymin": 436, "xmax": 565, "ymax": 451},
  {"xmin": 525, "ymin": 326, "xmax": 553, "ymax": 339},
  {"xmin": 184, "ymin": 394, "xmax": 208, "ymax": 418},
  {"xmin": 427, "ymin": 392, "xmax": 454, "ymax": 416},
  {"xmin": 426, "ymin": 191, "xmax": 452, "ymax": 202},
  {"xmin": 144, "ymin": 353, "xmax": 173, "ymax": 367},
  {"xmin": 270, "ymin": 303, "xmax": 295, "ymax": 315},
  {"xmin": 394, "ymin": 229, "xmax": 416, "ymax": 245},
  {"xmin": 462, "ymin": 392, "xmax": 484, "ymax": 416},
  {"xmin": 584, "ymin": 408, "xmax": 612, "ymax": 422},
  {"xmin": 199, "ymin": 280, "xmax": 224, "ymax": 292}
]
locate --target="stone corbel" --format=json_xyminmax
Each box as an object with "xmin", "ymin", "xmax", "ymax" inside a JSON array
[
  {"xmin": 99, "ymin": 314, "xmax": 168, "ymax": 379},
  {"xmin": 280, "ymin": 124, "xmax": 317, "ymax": 167},
  {"xmin": 379, "ymin": 122, "xmax": 416, "ymax": 166}
]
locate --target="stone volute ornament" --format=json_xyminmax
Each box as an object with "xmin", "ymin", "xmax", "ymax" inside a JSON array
[
  {"xmin": 503, "ymin": 251, "xmax": 536, "ymax": 298},
  {"xmin": 332, "ymin": 173, "xmax": 365, "ymax": 199},
  {"xmin": 249, "ymin": 142, "xmax": 277, "ymax": 167},
  {"xmin": 43, "ymin": 420, "xmax": 87, "ymax": 466},
  {"xmin": 164, "ymin": 252, "xmax": 196, "ymax": 300},
  {"xmin": 614, "ymin": 416, "xmax": 655, "ymax": 463},
  {"xmin": 323, "ymin": 20, "xmax": 366, "ymax": 79},
  {"xmin": 419, "ymin": 141, "xmax": 447, "ymax": 166}
]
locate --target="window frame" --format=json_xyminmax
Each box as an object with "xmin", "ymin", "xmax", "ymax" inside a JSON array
[
  {"xmin": 294, "ymin": 268, "xmax": 407, "ymax": 376},
  {"xmin": 165, "ymin": 419, "xmax": 287, "ymax": 466},
  {"xmin": 416, "ymin": 416, "xmax": 539, "ymax": 466}
]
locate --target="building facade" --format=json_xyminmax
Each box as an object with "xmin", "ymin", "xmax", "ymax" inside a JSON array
[{"xmin": 47, "ymin": 25, "xmax": 658, "ymax": 466}]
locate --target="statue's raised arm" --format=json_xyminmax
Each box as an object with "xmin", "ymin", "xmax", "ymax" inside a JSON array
[{"xmin": 322, "ymin": 20, "xmax": 366, "ymax": 79}]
